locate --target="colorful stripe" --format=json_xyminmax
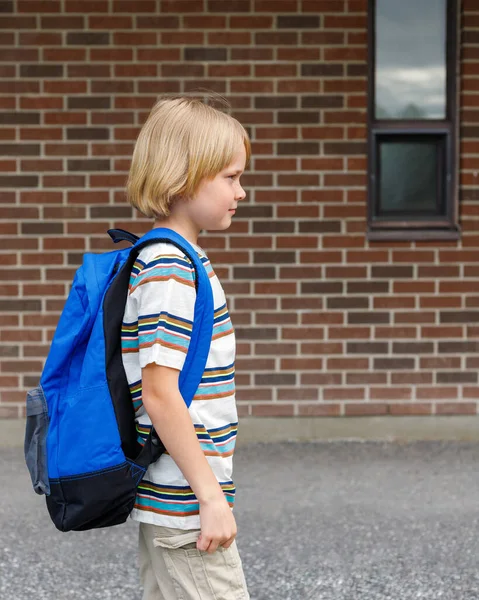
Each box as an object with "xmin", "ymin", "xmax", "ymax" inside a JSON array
[
  {"xmin": 193, "ymin": 362, "xmax": 235, "ymax": 401},
  {"xmin": 136, "ymin": 422, "xmax": 152, "ymax": 446},
  {"xmin": 129, "ymin": 258, "xmax": 146, "ymax": 287},
  {"xmin": 195, "ymin": 422, "xmax": 238, "ymax": 457},
  {"xmin": 129, "ymin": 255, "xmax": 195, "ymax": 294},
  {"xmin": 200, "ymin": 255, "xmax": 215, "ymax": 279},
  {"xmin": 212, "ymin": 303, "xmax": 234, "ymax": 341},
  {"xmin": 121, "ymin": 311, "xmax": 193, "ymax": 355},
  {"xmin": 135, "ymin": 479, "xmax": 235, "ymax": 517},
  {"xmin": 129, "ymin": 379, "xmax": 143, "ymax": 413},
  {"xmin": 135, "ymin": 421, "xmax": 237, "ymax": 459}
]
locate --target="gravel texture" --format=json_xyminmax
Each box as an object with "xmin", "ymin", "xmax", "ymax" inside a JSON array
[{"xmin": 1, "ymin": 441, "xmax": 479, "ymax": 599}]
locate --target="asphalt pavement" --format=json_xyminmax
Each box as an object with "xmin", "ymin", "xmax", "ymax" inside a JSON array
[{"xmin": 1, "ymin": 441, "xmax": 479, "ymax": 600}]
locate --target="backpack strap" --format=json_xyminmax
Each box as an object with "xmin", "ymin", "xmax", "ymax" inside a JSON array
[
  {"xmin": 128, "ymin": 228, "xmax": 214, "ymax": 468},
  {"xmin": 107, "ymin": 228, "xmax": 140, "ymax": 246},
  {"xmin": 132, "ymin": 227, "xmax": 214, "ymax": 407}
]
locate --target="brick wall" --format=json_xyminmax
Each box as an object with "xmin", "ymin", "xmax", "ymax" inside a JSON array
[{"xmin": 1, "ymin": 0, "xmax": 478, "ymax": 419}]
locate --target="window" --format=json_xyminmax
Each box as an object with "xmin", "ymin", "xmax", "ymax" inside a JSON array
[{"xmin": 367, "ymin": 0, "xmax": 460, "ymax": 240}]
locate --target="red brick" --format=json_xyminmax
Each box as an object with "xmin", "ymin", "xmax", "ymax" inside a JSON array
[
  {"xmin": 370, "ymin": 388, "xmax": 412, "ymax": 401},
  {"xmin": 18, "ymin": 1, "xmax": 61, "ymax": 12},
  {"xmin": 416, "ymin": 387, "xmax": 458, "ymax": 400},
  {"xmin": 282, "ymin": 328, "xmax": 324, "ymax": 340},
  {"xmin": 347, "ymin": 157, "xmax": 367, "ymax": 170},
  {"xmin": 23, "ymin": 283, "xmax": 65, "ymax": 298},
  {"xmin": 323, "ymin": 236, "xmax": 364, "ymax": 248},
  {"xmin": 391, "ymin": 372, "xmax": 433, "ymax": 385},
  {"xmin": 373, "ymin": 297, "xmax": 415, "ymax": 309},
  {"xmin": 0, "ymin": 127, "xmax": 16, "ymax": 140},
  {"xmin": 302, "ymin": 313, "xmax": 343, "ymax": 325},
  {"xmin": 324, "ymin": 14, "xmax": 367, "ymax": 28},
  {"xmin": 302, "ymin": 31, "xmax": 344, "ymax": 45},
  {"xmin": 344, "ymin": 403, "xmax": 389, "ymax": 416},
  {"xmin": 21, "ymin": 252, "xmax": 62, "ymax": 266},
  {"xmin": 324, "ymin": 47, "xmax": 367, "ymax": 61},
  {"xmin": 388, "ymin": 403, "xmax": 433, "ymax": 416},
  {"xmin": 324, "ymin": 387, "xmax": 365, "ymax": 400},
  {"xmin": 302, "ymin": 1, "xmax": 345, "ymax": 12},
  {"xmin": 325, "ymin": 266, "xmax": 366, "ymax": 278},
  {"xmin": 1, "ymin": 330, "xmax": 42, "ymax": 342},
  {"xmin": 0, "ymin": 316, "xmax": 19, "ymax": 327},
  {"xmin": 375, "ymin": 327, "xmax": 416, "ymax": 339},
  {"xmin": 420, "ymin": 296, "xmax": 462, "ymax": 309},
  {"xmin": 277, "ymin": 389, "xmax": 318, "ymax": 401},
  {"xmin": 328, "ymin": 327, "xmax": 370, "ymax": 339},
  {"xmin": 43, "ymin": 238, "xmax": 85, "ymax": 250},
  {"xmin": 277, "ymin": 80, "xmax": 320, "ymax": 93},
  {"xmin": 347, "ymin": 373, "xmax": 386, "ymax": 385},
  {"xmin": 463, "ymin": 387, "xmax": 479, "ymax": 399},
  {"xmin": 436, "ymin": 403, "xmax": 476, "ymax": 415},
  {"xmin": 440, "ymin": 280, "xmax": 479, "ymax": 293},
  {"xmin": 161, "ymin": 0, "xmax": 205, "ymax": 12},
  {"xmin": 277, "ymin": 48, "xmax": 320, "ymax": 60},
  {"xmin": 0, "ymin": 376, "xmax": 19, "ymax": 387},
  {"xmin": 254, "ymin": 282, "xmax": 297, "ymax": 295},
  {"xmin": 254, "ymin": 0, "xmax": 298, "ymax": 11},
  {"xmin": 20, "ymin": 128, "xmax": 63, "ymax": 141},
  {"xmin": 421, "ymin": 326, "xmax": 464, "ymax": 338},
  {"xmin": 230, "ymin": 15, "xmax": 273, "ymax": 28},
  {"xmin": 393, "ymin": 282, "xmax": 435, "ymax": 294},
  {"xmin": 302, "ymin": 126, "xmax": 344, "ymax": 140},
  {"xmin": 0, "ymin": 160, "xmax": 15, "ymax": 172},
  {"xmin": 251, "ymin": 404, "xmax": 295, "ymax": 417},
  {"xmin": 301, "ymin": 343, "xmax": 342, "ymax": 354},
  {"xmin": 395, "ymin": 312, "xmax": 435, "ymax": 324},
  {"xmin": 327, "ymin": 358, "xmax": 368, "ymax": 370}
]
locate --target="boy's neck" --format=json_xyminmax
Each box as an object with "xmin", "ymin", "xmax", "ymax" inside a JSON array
[{"xmin": 152, "ymin": 217, "xmax": 200, "ymax": 247}]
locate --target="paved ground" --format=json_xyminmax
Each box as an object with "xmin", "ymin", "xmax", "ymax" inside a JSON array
[{"xmin": 1, "ymin": 441, "xmax": 479, "ymax": 600}]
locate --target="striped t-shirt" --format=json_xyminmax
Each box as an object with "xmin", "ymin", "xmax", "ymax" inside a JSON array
[{"xmin": 121, "ymin": 240, "xmax": 238, "ymax": 530}]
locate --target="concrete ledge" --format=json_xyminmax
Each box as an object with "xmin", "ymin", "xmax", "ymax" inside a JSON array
[
  {"xmin": 1, "ymin": 418, "xmax": 27, "ymax": 448},
  {"xmin": 4, "ymin": 416, "xmax": 479, "ymax": 449},
  {"xmin": 236, "ymin": 416, "xmax": 479, "ymax": 444}
]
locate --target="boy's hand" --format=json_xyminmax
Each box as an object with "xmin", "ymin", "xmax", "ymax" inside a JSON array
[{"xmin": 197, "ymin": 495, "xmax": 237, "ymax": 554}]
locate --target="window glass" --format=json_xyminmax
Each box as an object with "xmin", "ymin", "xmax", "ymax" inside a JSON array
[
  {"xmin": 375, "ymin": 0, "xmax": 446, "ymax": 119},
  {"xmin": 378, "ymin": 139, "xmax": 443, "ymax": 215}
]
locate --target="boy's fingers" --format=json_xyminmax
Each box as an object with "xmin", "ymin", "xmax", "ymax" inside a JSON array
[
  {"xmin": 196, "ymin": 534, "xmax": 211, "ymax": 552},
  {"xmin": 207, "ymin": 540, "xmax": 220, "ymax": 554},
  {"xmin": 221, "ymin": 537, "xmax": 234, "ymax": 549},
  {"xmin": 198, "ymin": 535, "xmax": 231, "ymax": 554}
]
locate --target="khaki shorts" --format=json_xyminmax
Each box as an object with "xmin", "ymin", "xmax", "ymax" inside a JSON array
[{"xmin": 139, "ymin": 522, "xmax": 250, "ymax": 600}]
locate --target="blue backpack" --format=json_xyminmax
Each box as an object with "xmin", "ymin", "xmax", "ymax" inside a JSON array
[{"xmin": 24, "ymin": 227, "xmax": 214, "ymax": 532}]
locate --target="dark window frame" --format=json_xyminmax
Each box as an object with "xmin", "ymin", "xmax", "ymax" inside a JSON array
[{"xmin": 367, "ymin": 0, "xmax": 460, "ymax": 241}]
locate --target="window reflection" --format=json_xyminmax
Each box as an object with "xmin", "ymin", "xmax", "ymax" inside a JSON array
[
  {"xmin": 375, "ymin": 0, "xmax": 446, "ymax": 120},
  {"xmin": 379, "ymin": 140, "xmax": 442, "ymax": 214}
]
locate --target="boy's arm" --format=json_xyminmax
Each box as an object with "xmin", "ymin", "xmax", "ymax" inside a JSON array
[{"xmin": 141, "ymin": 362, "xmax": 237, "ymax": 553}]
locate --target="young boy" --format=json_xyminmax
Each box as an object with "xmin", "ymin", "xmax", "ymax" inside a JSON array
[{"xmin": 121, "ymin": 96, "xmax": 251, "ymax": 600}]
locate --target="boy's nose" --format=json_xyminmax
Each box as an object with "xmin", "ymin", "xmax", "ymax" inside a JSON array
[{"xmin": 236, "ymin": 185, "xmax": 246, "ymax": 201}]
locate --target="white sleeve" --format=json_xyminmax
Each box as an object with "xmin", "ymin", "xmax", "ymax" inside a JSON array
[{"xmin": 129, "ymin": 252, "xmax": 196, "ymax": 371}]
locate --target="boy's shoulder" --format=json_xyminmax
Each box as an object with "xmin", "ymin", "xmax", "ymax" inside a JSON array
[{"xmin": 137, "ymin": 240, "xmax": 205, "ymax": 267}]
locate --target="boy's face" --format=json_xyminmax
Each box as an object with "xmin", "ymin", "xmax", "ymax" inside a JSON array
[{"xmin": 187, "ymin": 144, "xmax": 247, "ymax": 232}]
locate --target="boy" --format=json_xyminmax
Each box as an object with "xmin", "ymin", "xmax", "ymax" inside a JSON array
[{"xmin": 121, "ymin": 96, "xmax": 251, "ymax": 600}]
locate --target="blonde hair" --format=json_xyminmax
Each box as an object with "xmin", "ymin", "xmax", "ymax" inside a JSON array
[{"xmin": 126, "ymin": 95, "xmax": 251, "ymax": 218}]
